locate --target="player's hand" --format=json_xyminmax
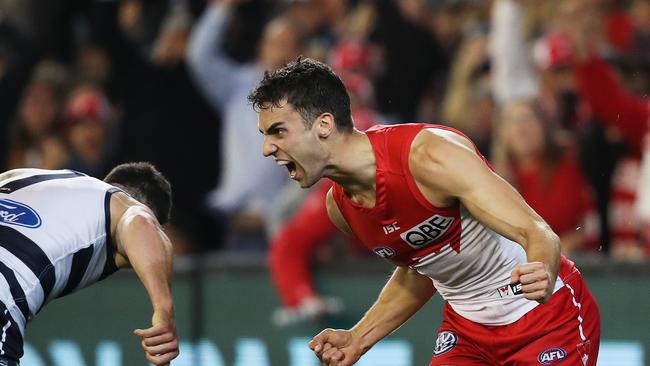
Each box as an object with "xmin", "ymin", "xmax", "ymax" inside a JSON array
[
  {"xmin": 134, "ymin": 309, "xmax": 179, "ymax": 365},
  {"xmin": 309, "ymin": 328, "xmax": 364, "ymax": 366},
  {"xmin": 511, "ymin": 262, "xmax": 553, "ymax": 303}
]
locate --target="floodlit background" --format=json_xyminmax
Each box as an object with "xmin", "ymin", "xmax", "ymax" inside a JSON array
[{"xmin": 0, "ymin": 0, "xmax": 649, "ymax": 365}]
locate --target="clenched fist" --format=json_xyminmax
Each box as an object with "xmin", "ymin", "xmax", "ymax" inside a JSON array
[
  {"xmin": 511, "ymin": 262, "xmax": 554, "ymax": 303},
  {"xmin": 309, "ymin": 328, "xmax": 365, "ymax": 366}
]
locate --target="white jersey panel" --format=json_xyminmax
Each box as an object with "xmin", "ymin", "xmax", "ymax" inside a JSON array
[
  {"xmin": 0, "ymin": 169, "xmax": 118, "ymax": 320},
  {"xmin": 412, "ymin": 206, "xmax": 563, "ymax": 325}
]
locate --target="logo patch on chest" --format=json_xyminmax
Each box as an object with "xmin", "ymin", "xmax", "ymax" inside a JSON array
[
  {"xmin": 399, "ymin": 214, "xmax": 454, "ymax": 248},
  {"xmin": 373, "ymin": 246, "xmax": 396, "ymax": 258},
  {"xmin": 0, "ymin": 199, "xmax": 42, "ymax": 228}
]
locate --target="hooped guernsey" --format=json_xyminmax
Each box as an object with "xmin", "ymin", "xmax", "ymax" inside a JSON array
[
  {"xmin": 332, "ymin": 123, "xmax": 574, "ymax": 326},
  {"xmin": 0, "ymin": 169, "xmax": 121, "ymax": 341}
]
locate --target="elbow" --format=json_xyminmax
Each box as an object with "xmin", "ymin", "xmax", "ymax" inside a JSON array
[{"xmin": 522, "ymin": 220, "xmax": 560, "ymax": 253}]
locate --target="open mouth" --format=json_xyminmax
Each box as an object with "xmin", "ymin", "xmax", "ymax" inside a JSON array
[{"xmin": 277, "ymin": 160, "xmax": 298, "ymax": 179}]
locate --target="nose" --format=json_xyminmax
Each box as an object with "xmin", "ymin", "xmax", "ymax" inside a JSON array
[{"xmin": 262, "ymin": 137, "xmax": 278, "ymax": 157}]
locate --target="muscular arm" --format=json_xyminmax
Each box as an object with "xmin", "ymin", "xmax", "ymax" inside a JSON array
[
  {"xmin": 312, "ymin": 190, "xmax": 436, "ymax": 365},
  {"xmin": 310, "ymin": 266, "xmax": 435, "ymax": 365},
  {"xmin": 410, "ymin": 129, "xmax": 560, "ymax": 302},
  {"xmin": 350, "ymin": 266, "xmax": 435, "ymax": 350},
  {"xmin": 113, "ymin": 195, "xmax": 178, "ymax": 365}
]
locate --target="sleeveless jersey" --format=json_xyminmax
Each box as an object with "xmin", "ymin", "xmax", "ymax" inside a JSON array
[
  {"xmin": 332, "ymin": 124, "xmax": 569, "ymax": 325},
  {"xmin": 0, "ymin": 169, "xmax": 120, "ymax": 336}
]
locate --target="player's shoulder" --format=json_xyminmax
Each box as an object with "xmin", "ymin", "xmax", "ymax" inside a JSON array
[{"xmin": 410, "ymin": 126, "xmax": 474, "ymax": 162}]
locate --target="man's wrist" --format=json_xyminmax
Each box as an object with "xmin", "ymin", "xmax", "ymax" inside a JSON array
[
  {"xmin": 349, "ymin": 326, "xmax": 374, "ymax": 353},
  {"xmin": 153, "ymin": 299, "xmax": 174, "ymax": 314}
]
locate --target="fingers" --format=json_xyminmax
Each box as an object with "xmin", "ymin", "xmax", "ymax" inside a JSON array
[
  {"xmin": 142, "ymin": 332, "xmax": 176, "ymax": 347},
  {"xmin": 321, "ymin": 346, "xmax": 345, "ymax": 364},
  {"xmin": 133, "ymin": 322, "xmax": 171, "ymax": 338},
  {"xmin": 134, "ymin": 323, "xmax": 179, "ymax": 366},
  {"xmin": 511, "ymin": 262, "xmax": 552, "ymax": 303},
  {"xmin": 144, "ymin": 348, "xmax": 179, "ymax": 366},
  {"xmin": 309, "ymin": 328, "xmax": 334, "ymax": 353},
  {"xmin": 141, "ymin": 337, "xmax": 179, "ymax": 355}
]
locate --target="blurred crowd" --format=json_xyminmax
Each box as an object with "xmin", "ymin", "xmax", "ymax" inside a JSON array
[{"xmin": 1, "ymin": 0, "xmax": 649, "ymax": 314}]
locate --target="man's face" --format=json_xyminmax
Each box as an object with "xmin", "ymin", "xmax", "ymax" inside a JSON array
[{"xmin": 258, "ymin": 101, "xmax": 326, "ymax": 188}]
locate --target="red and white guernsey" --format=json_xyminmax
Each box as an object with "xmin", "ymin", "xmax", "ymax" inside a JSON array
[{"xmin": 332, "ymin": 124, "xmax": 569, "ymax": 326}]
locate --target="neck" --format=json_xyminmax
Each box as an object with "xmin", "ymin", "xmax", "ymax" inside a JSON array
[{"xmin": 323, "ymin": 129, "xmax": 376, "ymax": 198}]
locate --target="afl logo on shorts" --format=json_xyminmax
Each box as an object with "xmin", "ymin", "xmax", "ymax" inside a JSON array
[
  {"xmin": 373, "ymin": 247, "xmax": 395, "ymax": 259},
  {"xmin": 0, "ymin": 199, "xmax": 42, "ymax": 228},
  {"xmin": 433, "ymin": 331, "xmax": 457, "ymax": 356},
  {"xmin": 538, "ymin": 347, "xmax": 567, "ymax": 364}
]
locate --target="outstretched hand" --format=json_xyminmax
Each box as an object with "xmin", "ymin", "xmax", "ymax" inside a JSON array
[
  {"xmin": 134, "ymin": 309, "xmax": 179, "ymax": 366},
  {"xmin": 511, "ymin": 261, "xmax": 553, "ymax": 303},
  {"xmin": 309, "ymin": 328, "xmax": 365, "ymax": 366}
]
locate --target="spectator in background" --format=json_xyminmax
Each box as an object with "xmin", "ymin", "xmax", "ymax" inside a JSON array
[
  {"xmin": 187, "ymin": 0, "xmax": 305, "ymax": 249},
  {"xmin": 0, "ymin": 22, "xmax": 38, "ymax": 172},
  {"xmin": 489, "ymin": 0, "xmax": 601, "ymax": 256},
  {"xmin": 268, "ymin": 10, "xmax": 381, "ymax": 324},
  {"xmin": 63, "ymin": 85, "xmax": 116, "ymax": 178},
  {"xmin": 441, "ymin": 33, "xmax": 494, "ymax": 154},
  {"xmin": 6, "ymin": 61, "xmax": 69, "ymax": 170},
  {"xmin": 492, "ymin": 101, "xmax": 599, "ymax": 254},
  {"xmin": 559, "ymin": 0, "xmax": 650, "ymax": 259},
  {"xmin": 368, "ymin": 0, "xmax": 449, "ymax": 123},
  {"xmin": 84, "ymin": 0, "xmax": 220, "ymax": 253}
]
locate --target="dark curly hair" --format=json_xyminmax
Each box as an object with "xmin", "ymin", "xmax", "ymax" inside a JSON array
[
  {"xmin": 104, "ymin": 162, "xmax": 172, "ymax": 225},
  {"xmin": 248, "ymin": 57, "xmax": 354, "ymax": 133}
]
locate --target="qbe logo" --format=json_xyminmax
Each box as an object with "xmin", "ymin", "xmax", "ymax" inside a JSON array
[
  {"xmin": 399, "ymin": 214, "xmax": 454, "ymax": 248},
  {"xmin": 538, "ymin": 347, "xmax": 567, "ymax": 364},
  {"xmin": 373, "ymin": 247, "xmax": 396, "ymax": 259},
  {"xmin": 433, "ymin": 331, "xmax": 457, "ymax": 356}
]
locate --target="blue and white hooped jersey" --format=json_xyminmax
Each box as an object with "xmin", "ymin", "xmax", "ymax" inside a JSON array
[{"xmin": 0, "ymin": 168, "xmax": 120, "ymax": 336}]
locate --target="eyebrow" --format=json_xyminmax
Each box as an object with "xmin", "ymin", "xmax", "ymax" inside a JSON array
[{"xmin": 259, "ymin": 121, "xmax": 285, "ymax": 135}]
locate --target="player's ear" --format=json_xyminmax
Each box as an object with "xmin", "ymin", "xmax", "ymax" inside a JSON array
[{"xmin": 316, "ymin": 113, "xmax": 335, "ymax": 139}]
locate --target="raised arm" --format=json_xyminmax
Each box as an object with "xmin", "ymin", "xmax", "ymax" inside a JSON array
[
  {"xmin": 113, "ymin": 195, "xmax": 178, "ymax": 366},
  {"xmin": 309, "ymin": 266, "xmax": 435, "ymax": 366},
  {"xmin": 410, "ymin": 129, "xmax": 560, "ymax": 303},
  {"xmin": 186, "ymin": 0, "xmax": 246, "ymax": 109},
  {"xmin": 489, "ymin": 0, "xmax": 539, "ymax": 105}
]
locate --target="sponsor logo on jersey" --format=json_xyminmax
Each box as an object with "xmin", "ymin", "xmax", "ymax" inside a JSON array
[
  {"xmin": 373, "ymin": 247, "xmax": 396, "ymax": 259},
  {"xmin": 497, "ymin": 282, "xmax": 524, "ymax": 297},
  {"xmin": 538, "ymin": 347, "xmax": 567, "ymax": 364},
  {"xmin": 433, "ymin": 331, "xmax": 457, "ymax": 356},
  {"xmin": 0, "ymin": 199, "xmax": 42, "ymax": 228},
  {"xmin": 382, "ymin": 221, "xmax": 400, "ymax": 235},
  {"xmin": 399, "ymin": 214, "xmax": 454, "ymax": 248}
]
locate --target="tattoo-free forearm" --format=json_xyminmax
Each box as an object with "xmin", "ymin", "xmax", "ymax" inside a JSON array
[
  {"xmin": 119, "ymin": 212, "xmax": 175, "ymax": 313},
  {"xmin": 350, "ymin": 266, "xmax": 435, "ymax": 352},
  {"xmin": 523, "ymin": 223, "xmax": 561, "ymax": 284}
]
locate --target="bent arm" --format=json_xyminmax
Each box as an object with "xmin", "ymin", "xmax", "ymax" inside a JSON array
[
  {"xmin": 490, "ymin": 0, "xmax": 538, "ymax": 105},
  {"xmin": 186, "ymin": 2, "xmax": 243, "ymax": 109},
  {"xmin": 350, "ymin": 266, "xmax": 435, "ymax": 352},
  {"xmin": 411, "ymin": 129, "xmax": 560, "ymax": 301},
  {"xmin": 115, "ymin": 205, "xmax": 174, "ymax": 314}
]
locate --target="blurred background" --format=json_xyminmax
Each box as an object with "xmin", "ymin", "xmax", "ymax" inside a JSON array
[{"xmin": 0, "ymin": 0, "xmax": 649, "ymax": 364}]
